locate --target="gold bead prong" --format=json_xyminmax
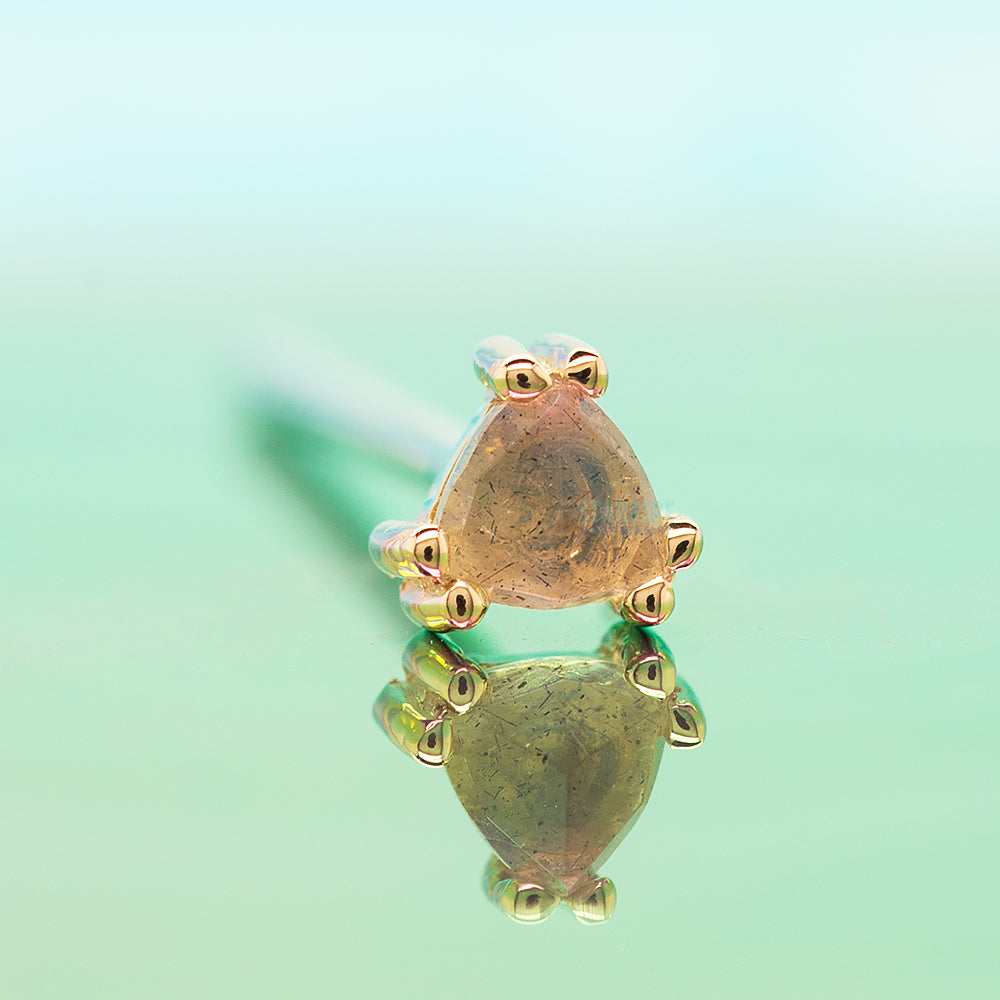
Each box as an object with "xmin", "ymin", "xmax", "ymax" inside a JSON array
[
  {"xmin": 369, "ymin": 520, "xmax": 449, "ymax": 580},
  {"xmin": 403, "ymin": 632, "xmax": 488, "ymax": 714},
  {"xmin": 483, "ymin": 856, "xmax": 559, "ymax": 924},
  {"xmin": 474, "ymin": 336, "xmax": 553, "ymax": 401},
  {"xmin": 569, "ymin": 877, "xmax": 617, "ymax": 924},
  {"xmin": 615, "ymin": 627, "xmax": 678, "ymax": 699},
  {"xmin": 415, "ymin": 718, "xmax": 452, "ymax": 765},
  {"xmin": 667, "ymin": 699, "xmax": 706, "ymax": 748},
  {"xmin": 530, "ymin": 333, "xmax": 608, "ymax": 397},
  {"xmin": 619, "ymin": 576, "xmax": 675, "ymax": 626},
  {"xmin": 373, "ymin": 681, "xmax": 452, "ymax": 766},
  {"xmin": 400, "ymin": 578, "xmax": 489, "ymax": 632},
  {"xmin": 664, "ymin": 516, "xmax": 702, "ymax": 570}
]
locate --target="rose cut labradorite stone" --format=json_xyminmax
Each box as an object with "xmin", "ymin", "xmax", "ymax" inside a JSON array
[
  {"xmin": 427, "ymin": 382, "xmax": 669, "ymax": 609},
  {"xmin": 445, "ymin": 656, "xmax": 669, "ymax": 895}
]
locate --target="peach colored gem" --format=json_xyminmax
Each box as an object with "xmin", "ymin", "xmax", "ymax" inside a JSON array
[{"xmin": 428, "ymin": 382, "xmax": 667, "ymax": 609}]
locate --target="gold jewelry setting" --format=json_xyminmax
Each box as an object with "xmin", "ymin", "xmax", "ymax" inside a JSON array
[
  {"xmin": 249, "ymin": 335, "xmax": 708, "ymax": 925},
  {"xmin": 370, "ymin": 335, "xmax": 702, "ymax": 631},
  {"xmin": 375, "ymin": 623, "xmax": 704, "ymax": 923}
]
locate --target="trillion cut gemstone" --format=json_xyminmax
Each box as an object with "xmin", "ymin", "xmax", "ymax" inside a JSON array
[
  {"xmin": 427, "ymin": 382, "xmax": 668, "ymax": 609},
  {"xmin": 445, "ymin": 655, "xmax": 668, "ymax": 895}
]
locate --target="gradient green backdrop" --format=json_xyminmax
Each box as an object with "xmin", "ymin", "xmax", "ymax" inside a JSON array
[{"xmin": 2, "ymin": 4, "xmax": 998, "ymax": 998}]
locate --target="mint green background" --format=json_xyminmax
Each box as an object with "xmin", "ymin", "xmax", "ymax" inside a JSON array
[{"xmin": 2, "ymin": 7, "xmax": 998, "ymax": 998}]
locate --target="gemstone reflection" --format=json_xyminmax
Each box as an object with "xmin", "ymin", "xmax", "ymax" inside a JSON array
[{"xmin": 374, "ymin": 623, "xmax": 705, "ymax": 924}]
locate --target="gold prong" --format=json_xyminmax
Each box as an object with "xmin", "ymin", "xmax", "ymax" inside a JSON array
[
  {"xmin": 530, "ymin": 333, "xmax": 608, "ymax": 397},
  {"xmin": 474, "ymin": 336, "xmax": 553, "ymax": 401},
  {"xmin": 615, "ymin": 627, "xmax": 678, "ymax": 699},
  {"xmin": 666, "ymin": 676, "xmax": 705, "ymax": 748},
  {"xmin": 369, "ymin": 520, "xmax": 449, "ymax": 580},
  {"xmin": 373, "ymin": 681, "xmax": 453, "ymax": 766},
  {"xmin": 619, "ymin": 576, "xmax": 675, "ymax": 626},
  {"xmin": 403, "ymin": 632, "xmax": 488, "ymax": 714},
  {"xmin": 569, "ymin": 877, "xmax": 617, "ymax": 924},
  {"xmin": 599, "ymin": 622, "xmax": 678, "ymax": 697},
  {"xmin": 667, "ymin": 699, "xmax": 706, "ymax": 748},
  {"xmin": 415, "ymin": 719, "xmax": 452, "ymax": 765},
  {"xmin": 483, "ymin": 856, "xmax": 559, "ymax": 924},
  {"xmin": 400, "ymin": 578, "xmax": 489, "ymax": 632},
  {"xmin": 664, "ymin": 516, "xmax": 702, "ymax": 570}
]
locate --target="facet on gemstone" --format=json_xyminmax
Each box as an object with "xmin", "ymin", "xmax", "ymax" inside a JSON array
[
  {"xmin": 427, "ymin": 382, "xmax": 669, "ymax": 609},
  {"xmin": 445, "ymin": 655, "xmax": 668, "ymax": 896}
]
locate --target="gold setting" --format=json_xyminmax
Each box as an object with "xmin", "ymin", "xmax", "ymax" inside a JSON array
[
  {"xmin": 668, "ymin": 700, "xmax": 706, "ymax": 748},
  {"xmin": 569, "ymin": 877, "xmax": 617, "ymax": 925},
  {"xmin": 368, "ymin": 521, "xmax": 449, "ymax": 581},
  {"xmin": 374, "ymin": 683, "xmax": 453, "ymax": 767},
  {"xmin": 370, "ymin": 336, "xmax": 702, "ymax": 632},
  {"xmin": 531, "ymin": 332, "xmax": 608, "ymax": 397},
  {"xmin": 618, "ymin": 575, "xmax": 676, "ymax": 627},
  {"xmin": 406, "ymin": 635, "xmax": 488, "ymax": 714},
  {"xmin": 474, "ymin": 335, "xmax": 554, "ymax": 401},
  {"xmin": 665, "ymin": 517, "xmax": 703, "ymax": 571},
  {"xmin": 485, "ymin": 857, "xmax": 562, "ymax": 924},
  {"xmin": 399, "ymin": 578, "xmax": 489, "ymax": 632}
]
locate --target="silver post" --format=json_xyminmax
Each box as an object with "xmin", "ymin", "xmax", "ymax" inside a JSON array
[{"xmin": 241, "ymin": 335, "xmax": 465, "ymax": 479}]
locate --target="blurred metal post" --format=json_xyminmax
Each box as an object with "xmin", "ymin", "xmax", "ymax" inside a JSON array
[{"xmin": 242, "ymin": 336, "xmax": 465, "ymax": 479}]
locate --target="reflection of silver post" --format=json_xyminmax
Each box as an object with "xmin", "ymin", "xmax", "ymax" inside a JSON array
[{"xmin": 243, "ymin": 336, "xmax": 464, "ymax": 479}]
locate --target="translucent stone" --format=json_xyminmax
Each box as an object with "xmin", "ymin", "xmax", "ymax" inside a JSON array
[
  {"xmin": 445, "ymin": 655, "xmax": 668, "ymax": 895},
  {"xmin": 428, "ymin": 382, "xmax": 667, "ymax": 609}
]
